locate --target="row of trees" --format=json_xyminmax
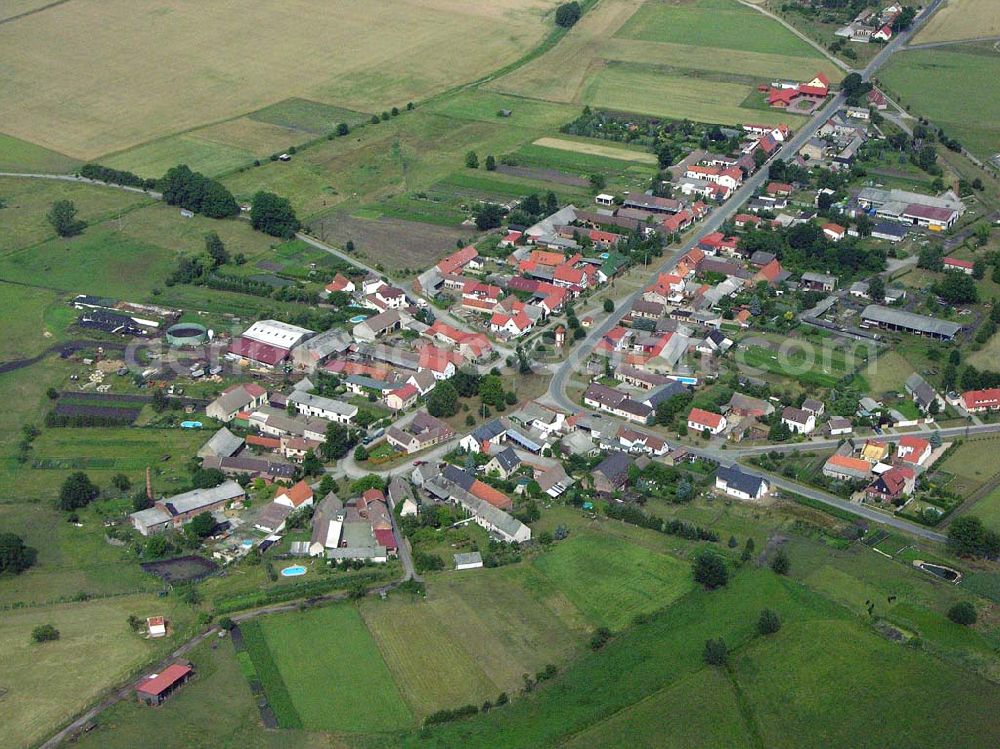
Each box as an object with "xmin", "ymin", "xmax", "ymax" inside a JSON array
[{"xmin": 160, "ymin": 164, "xmax": 239, "ymax": 218}]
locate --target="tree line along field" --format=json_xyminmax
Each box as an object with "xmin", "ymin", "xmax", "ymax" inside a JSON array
[
  {"xmin": 878, "ymin": 42, "xmax": 1000, "ymax": 161},
  {"xmin": 487, "ymin": 0, "xmax": 839, "ymax": 127},
  {"xmin": 914, "ymin": 0, "xmax": 1000, "ymax": 44},
  {"xmin": 0, "ymin": 0, "xmax": 563, "ymax": 161}
]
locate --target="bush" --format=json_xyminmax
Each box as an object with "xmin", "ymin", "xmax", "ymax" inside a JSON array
[
  {"xmin": 757, "ymin": 608, "xmax": 782, "ymax": 635},
  {"xmin": 703, "ymin": 637, "xmax": 728, "ymax": 666},
  {"xmin": 947, "ymin": 601, "xmax": 977, "ymax": 626},
  {"xmin": 555, "ymin": 1, "xmax": 582, "ymax": 28},
  {"xmin": 250, "ymin": 191, "xmax": 300, "ymax": 238},
  {"xmin": 589, "ymin": 626, "xmax": 612, "ymax": 650},
  {"xmin": 32, "ymin": 624, "xmax": 60, "ymax": 643},
  {"xmin": 770, "ymin": 548, "xmax": 790, "ymax": 575}
]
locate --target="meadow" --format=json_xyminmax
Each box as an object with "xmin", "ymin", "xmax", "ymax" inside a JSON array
[
  {"xmin": 913, "ymin": 0, "xmax": 1000, "ymax": 44},
  {"xmin": 242, "ymin": 604, "xmax": 413, "ymax": 732},
  {"xmin": 409, "ymin": 570, "xmax": 1000, "ymax": 748},
  {"xmin": 0, "ymin": 594, "xmax": 194, "ymax": 749},
  {"xmin": 933, "ymin": 436, "xmax": 1000, "ymax": 497},
  {"xmin": 616, "ymin": 0, "xmax": 825, "ymax": 57},
  {"xmin": 880, "ymin": 43, "xmax": 1000, "ymax": 160},
  {"xmin": 737, "ymin": 342, "xmax": 857, "ymax": 389},
  {"xmin": 0, "ymin": 133, "xmax": 80, "ymax": 173},
  {"xmin": 531, "ymin": 532, "xmax": 694, "ymax": 630},
  {"xmin": 0, "ymin": 0, "xmax": 562, "ymax": 161}
]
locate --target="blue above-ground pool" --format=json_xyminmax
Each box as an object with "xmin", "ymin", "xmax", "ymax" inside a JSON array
[
  {"xmin": 241, "ymin": 539, "xmax": 253, "ymax": 549},
  {"xmin": 349, "ymin": 314, "xmax": 367, "ymax": 323},
  {"xmin": 281, "ymin": 565, "xmax": 307, "ymax": 577},
  {"xmin": 599, "ymin": 252, "xmax": 610, "ymax": 260},
  {"xmin": 180, "ymin": 421, "xmax": 202, "ymax": 429}
]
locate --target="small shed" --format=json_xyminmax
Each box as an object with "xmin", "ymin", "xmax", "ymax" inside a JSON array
[
  {"xmin": 146, "ymin": 616, "xmax": 166, "ymax": 638},
  {"xmin": 454, "ymin": 552, "xmax": 484, "ymax": 571}
]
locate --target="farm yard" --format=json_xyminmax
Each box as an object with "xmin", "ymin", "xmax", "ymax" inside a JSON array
[
  {"xmin": 879, "ymin": 42, "xmax": 1000, "ymax": 161},
  {"xmin": 0, "ymin": 0, "xmax": 564, "ymax": 162}
]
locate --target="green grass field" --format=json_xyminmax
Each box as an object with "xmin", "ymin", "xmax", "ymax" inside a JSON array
[
  {"xmin": 0, "ymin": 594, "xmax": 194, "ymax": 749},
  {"xmin": 360, "ymin": 566, "xmax": 589, "ymax": 716},
  {"xmin": 562, "ymin": 667, "xmax": 750, "ymax": 748},
  {"xmin": 101, "ymin": 133, "xmax": 256, "ymax": 180},
  {"xmin": 967, "ymin": 485, "xmax": 1000, "ymax": 530},
  {"xmin": 934, "ymin": 437, "xmax": 1000, "ymax": 497},
  {"xmin": 880, "ymin": 44, "xmax": 1000, "ymax": 160},
  {"xmin": 738, "ymin": 343, "xmax": 855, "ymax": 389},
  {"xmin": 580, "ymin": 62, "xmax": 802, "ymax": 127},
  {"xmin": 532, "ymin": 532, "xmax": 693, "ymax": 630},
  {"xmin": 249, "ymin": 97, "xmax": 372, "ymax": 134},
  {"xmin": 243, "ymin": 604, "xmax": 413, "ymax": 732},
  {"xmin": 0, "ymin": 132, "xmax": 81, "ymax": 173},
  {"xmin": 616, "ymin": 0, "xmax": 824, "ymax": 57}
]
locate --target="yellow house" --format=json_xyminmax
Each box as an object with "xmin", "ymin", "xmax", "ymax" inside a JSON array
[{"xmin": 861, "ymin": 440, "xmax": 890, "ymax": 464}]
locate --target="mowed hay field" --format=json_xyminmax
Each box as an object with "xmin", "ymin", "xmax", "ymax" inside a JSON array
[
  {"xmin": 0, "ymin": 0, "xmax": 561, "ymax": 160},
  {"xmin": 490, "ymin": 0, "xmax": 837, "ymax": 125},
  {"xmin": 359, "ymin": 566, "xmax": 590, "ymax": 716},
  {"xmin": 880, "ymin": 44, "xmax": 1000, "ymax": 160},
  {"xmin": 914, "ymin": 0, "xmax": 1000, "ymax": 43}
]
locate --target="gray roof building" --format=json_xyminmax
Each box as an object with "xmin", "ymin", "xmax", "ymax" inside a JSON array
[
  {"xmin": 197, "ymin": 427, "xmax": 244, "ymax": 460},
  {"xmin": 861, "ymin": 305, "xmax": 961, "ymax": 340}
]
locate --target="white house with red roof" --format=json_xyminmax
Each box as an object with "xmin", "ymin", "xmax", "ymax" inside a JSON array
[
  {"xmin": 324, "ymin": 273, "xmax": 356, "ymax": 295},
  {"xmin": 490, "ymin": 310, "xmax": 533, "ymax": 339},
  {"xmin": 386, "ymin": 383, "xmax": 419, "ymax": 411},
  {"xmin": 961, "ymin": 388, "xmax": 1000, "ymax": 412},
  {"xmin": 461, "ymin": 281, "xmax": 503, "ymax": 312},
  {"xmin": 688, "ymin": 407, "xmax": 727, "ymax": 435},
  {"xmin": 275, "ymin": 480, "xmax": 314, "ymax": 509},
  {"xmin": 436, "ymin": 245, "xmax": 481, "ymax": 276},
  {"xmin": 896, "ymin": 436, "xmax": 932, "ymax": 466},
  {"xmin": 943, "ymin": 257, "xmax": 974, "ymax": 275},
  {"xmin": 822, "ymin": 223, "xmax": 847, "ymax": 242},
  {"xmin": 417, "ymin": 344, "xmax": 458, "ymax": 380}
]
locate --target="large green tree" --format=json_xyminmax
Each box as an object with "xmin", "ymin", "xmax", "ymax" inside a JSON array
[
  {"xmin": 692, "ymin": 551, "xmax": 728, "ymax": 589},
  {"xmin": 250, "ymin": 191, "xmax": 301, "ymax": 238},
  {"xmin": 47, "ymin": 200, "xmax": 86, "ymax": 237},
  {"xmin": 427, "ymin": 380, "xmax": 460, "ymax": 418},
  {"xmin": 0, "ymin": 533, "xmax": 37, "ymax": 575},
  {"xmin": 57, "ymin": 472, "xmax": 99, "ymax": 511}
]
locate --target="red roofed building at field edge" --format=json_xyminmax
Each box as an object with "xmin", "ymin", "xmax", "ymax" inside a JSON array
[
  {"xmin": 136, "ymin": 663, "xmax": 193, "ymax": 706},
  {"xmin": 768, "ymin": 72, "xmax": 829, "ymax": 109}
]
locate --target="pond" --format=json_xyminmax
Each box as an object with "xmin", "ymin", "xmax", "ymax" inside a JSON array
[
  {"xmin": 914, "ymin": 560, "xmax": 962, "ymax": 583},
  {"xmin": 281, "ymin": 565, "xmax": 307, "ymax": 577}
]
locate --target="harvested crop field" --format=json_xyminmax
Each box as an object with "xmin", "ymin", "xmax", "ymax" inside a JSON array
[
  {"xmin": 914, "ymin": 0, "xmax": 1000, "ymax": 44},
  {"xmin": 0, "ymin": 0, "xmax": 561, "ymax": 159},
  {"xmin": 495, "ymin": 164, "xmax": 589, "ymax": 186},
  {"xmin": 532, "ymin": 137, "xmax": 659, "ymax": 163},
  {"xmin": 309, "ymin": 212, "xmax": 473, "ymax": 272}
]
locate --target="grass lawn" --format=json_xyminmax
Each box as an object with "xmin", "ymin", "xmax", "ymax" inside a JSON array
[
  {"xmin": 532, "ymin": 532, "xmax": 693, "ymax": 630},
  {"xmin": 617, "ymin": 0, "xmax": 824, "ymax": 57},
  {"xmin": 864, "ymin": 349, "xmax": 915, "ymax": 396},
  {"xmin": 243, "ymin": 604, "xmax": 413, "ymax": 732},
  {"xmin": 0, "ymin": 282, "xmax": 68, "ymax": 360},
  {"xmin": 360, "ymin": 566, "xmax": 588, "ymax": 716},
  {"xmin": 934, "ymin": 436, "xmax": 1000, "ymax": 496},
  {"xmin": 249, "ymin": 97, "xmax": 372, "ymax": 134},
  {"xmin": 0, "ymin": 594, "xmax": 194, "ymax": 749},
  {"xmin": 880, "ymin": 44, "xmax": 1000, "ymax": 161},
  {"xmin": 73, "ymin": 638, "xmax": 328, "ymax": 749},
  {"xmin": 738, "ymin": 343, "xmax": 854, "ymax": 389}
]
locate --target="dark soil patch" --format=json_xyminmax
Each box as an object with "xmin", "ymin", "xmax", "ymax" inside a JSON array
[
  {"xmin": 309, "ymin": 212, "xmax": 474, "ymax": 272},
  {"xmin": 140, "ymin": 555, "xmax": 219, "ymax": 583}
]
